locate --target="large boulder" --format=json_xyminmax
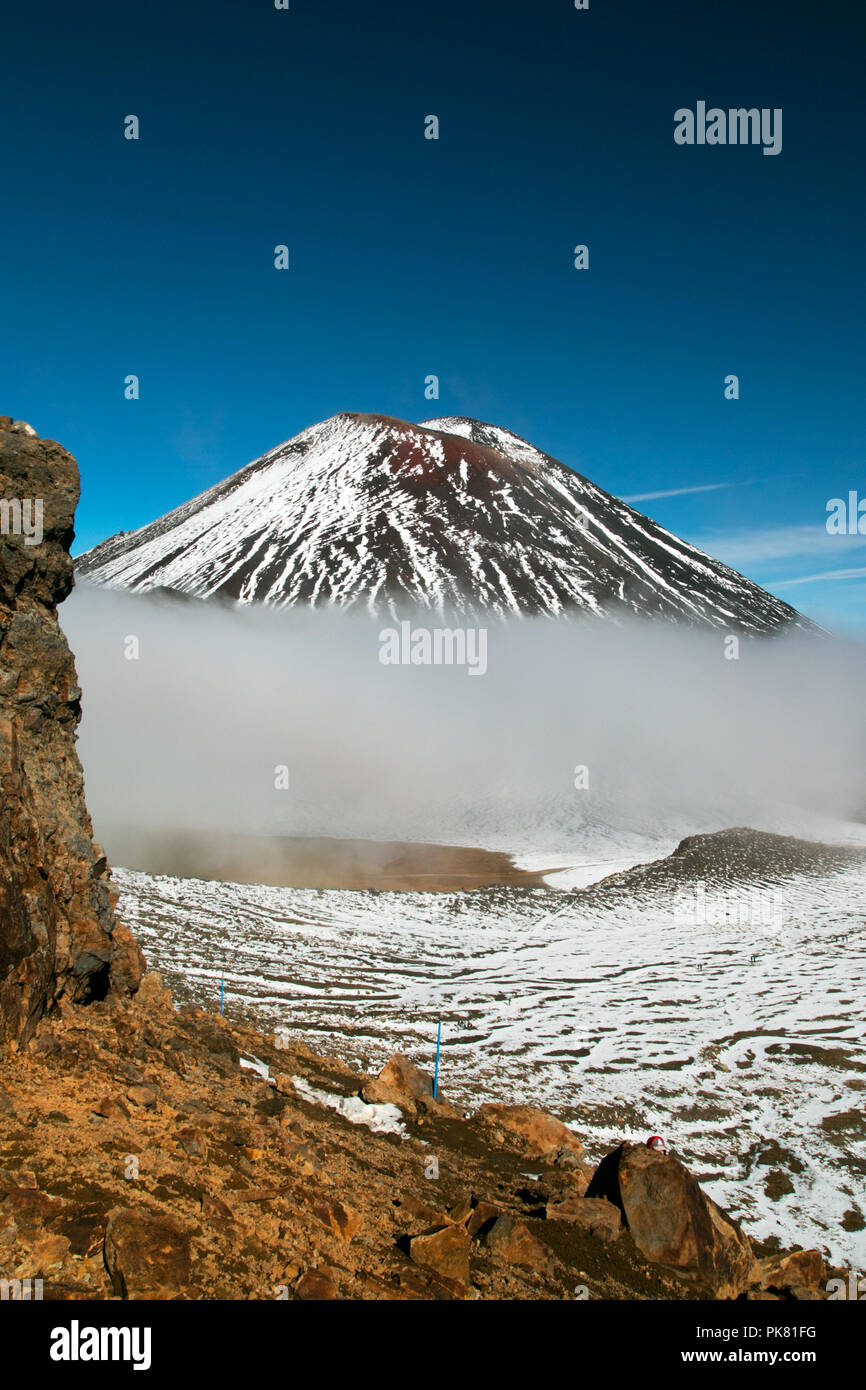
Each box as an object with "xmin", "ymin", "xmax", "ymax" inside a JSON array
[
  {"xmin": 474, "ymin": 1103, "xmax": 584, "ymax": 1162},
  {"xmin": 587, "ymin": 1142, "xmax": 755, "ymax": 1298},
  {"xmin": 376, "ymin": 1053, "xmax": 435, "ymax": 1100},
  {"xmin": 0, "ymin": 418, "xmax": 143, "ymax": 1046}
]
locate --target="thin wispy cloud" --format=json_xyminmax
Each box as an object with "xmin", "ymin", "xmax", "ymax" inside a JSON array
[
  {"xmin": 690, "ymin": 524, "xmax": 866, "ymax": 570},
  {"xmin": 623, "ymin": 482, "xmax": 731, "ymax": 503},
  {"xmin": 773, "ymin": 566, "xmax": 866, "ymax": 589}
]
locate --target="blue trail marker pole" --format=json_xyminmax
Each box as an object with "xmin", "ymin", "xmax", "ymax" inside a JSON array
[
  {"xmin": 433, "ymin": 1021, "xmax": 441, "ymax": 1099},
  {"xmin": 220, "ymin": 977, "xmax": 225, "ymax": 1017}
]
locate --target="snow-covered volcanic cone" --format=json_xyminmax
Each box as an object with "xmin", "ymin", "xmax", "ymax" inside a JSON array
[{"xmin": 76, "ymin": 412, "xmax": 811, "ymax": 631}]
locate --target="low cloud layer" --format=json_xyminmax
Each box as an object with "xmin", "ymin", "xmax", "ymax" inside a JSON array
[{"xmin": 61, "ymin": 583, "xmax": 866, "ymax": 862}]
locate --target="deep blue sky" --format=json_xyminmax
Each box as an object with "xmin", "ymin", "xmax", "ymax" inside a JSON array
[{"xmin": 2, "ymin": 0, "xmax": 864, "ymax": 630}]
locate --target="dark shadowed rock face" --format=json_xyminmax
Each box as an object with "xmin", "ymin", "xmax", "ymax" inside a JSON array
[{"xmin": 0, "ymin": 416, "xmax": 143, "ymax": 1046}]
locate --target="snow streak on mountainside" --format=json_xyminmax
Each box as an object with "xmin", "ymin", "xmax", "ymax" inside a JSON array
[{"xmin": 76, "ymin": 412, "xmax": 810, "ymax": 630}]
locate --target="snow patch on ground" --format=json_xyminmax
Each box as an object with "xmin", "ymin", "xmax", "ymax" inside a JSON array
[
  {"xmin": 291, "ymin": 1075, "xmax": 406, "ymax": 1137},
  {"xmin": 239, "ymin": 1053, "xmax": 271, "ymax": 1081}
]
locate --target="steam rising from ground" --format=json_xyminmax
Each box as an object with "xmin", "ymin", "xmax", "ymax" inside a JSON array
[{"xmin": 61, "ymin": 583, "xmax": 866, "ymax": 865}]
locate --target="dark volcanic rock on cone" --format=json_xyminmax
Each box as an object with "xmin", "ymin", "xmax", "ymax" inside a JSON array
[
  {"xmin": 0, "ymin": 416, "xmax": 143, "ymax": 1046},
  {"xmin": 587, "ymin": 1141, "xmax": 756, "ymax": 1298}
]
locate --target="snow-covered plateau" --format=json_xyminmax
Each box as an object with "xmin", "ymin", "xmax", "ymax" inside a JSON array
[{"xmin": 116, "ymin": 839, "xmax": 866, "ymax": 1269}]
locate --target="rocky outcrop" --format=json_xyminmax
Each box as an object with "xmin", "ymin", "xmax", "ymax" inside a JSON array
[{"xmin": 0, "ymin": 416, "xmax": 143, "ymax": 1046}]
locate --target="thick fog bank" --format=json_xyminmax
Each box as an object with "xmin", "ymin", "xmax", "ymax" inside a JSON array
[{"xmin": 61, "ymin": 583, "xmax": 866, "ymax": 859}]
